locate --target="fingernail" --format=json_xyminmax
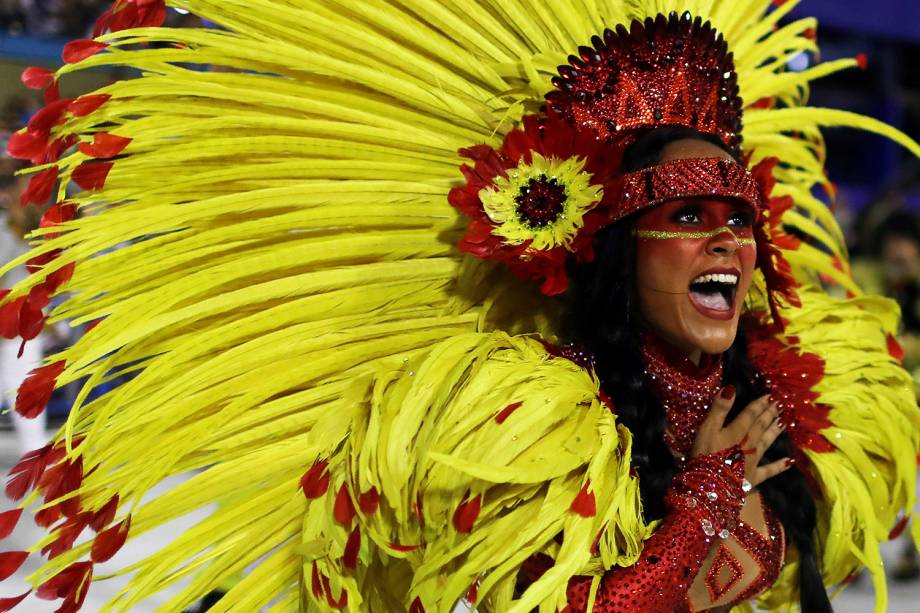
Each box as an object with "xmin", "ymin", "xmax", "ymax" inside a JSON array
[
  {"xmin": 721, "ymin": 385, "xmax": 735, "ymax": 399},
  {"xmin": 785, "ymin": 458, "xmax": 796, "ymax": 467}
]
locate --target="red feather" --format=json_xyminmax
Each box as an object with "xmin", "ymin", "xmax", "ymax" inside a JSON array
[
  {"xmin": 78, "ymin": 133, "xmax": 132, "ymax": 159},
  {"xmin": 43, "ymin": 80, "xmax": 60, "ymax": 104},
  {"xmin": 36, "ymin": 561, "xmax": 92, "ymax": 601},
  {"xmin": 388, "ymin": 543, "xmax": 419, "ymax": 552},
  {"xmin": 20, "ymin": 67, "xmax": 54, "ymax": 89},
  {"xmin": 17, "ymin": 298, "xmax": 46, "ymax": 341},
  {"xmin": 300, "ymin": 460, "xmax": 329, "ymax": 499},
  {"xmin": 0, "ymin": 591, "xmax": 30, "ymax": 612},
  {"xmin": 357, "ymin": 487, "xmax": 379, "ymax": 515},
  {"xmin": 137, "ymin": 0, "xmax": 167, "ymax": 28},
  {"xmin": 320, "ymin": 575, "xmax": 348, "ymax": 609},
  {"xmin": 91, "ymin": 518, "xmax": 130, "ymax": 562},
  {"xmin": 71, "ymin": 161, "xmax": 114, "ymax": 191},
  {"xmin": 34, "ymin": 505, "xmax": 63, "ymax": 528},
  {"xmin": 409, "ymin": 596, "xmax": 426, "ymax": 613},
  {"xmin": 570, "ymin": 480, "xmax": 596, "ymax": 518},
  {"xmin": 494, "ymin": 401, "xmax": 523, "ymax": 424},
  {"xmin": 0, "ymin": 551, "xmax": 28, "ymax": 581},
  {"xmin": 452, "ymin": 492, "xmax": 481, "ymax": 533},
  {"xmin": 15, "ymin": 361, "xmax": 66, "ymax": 419},
  {"xmin": 333, "ymin": 484, "xmax": 356, "ymax": 526},
  {"xmin": 19, "ymin": 166, "xmax": 58, "ymax": 207},
  {"xmin": 6, "ymin": 129, "xmax": 48, "ymax": 162},
  {"xmin": 62, "ymin": 40, "xmax": 109, "ymax": 64},
  {"xmin": 310, "ymin": 561, "xmax": 324, "ymax": 598},
  {"xmin": 27, "ymin": 99, "xmax": 70, "ymax": 133},
  {"xmin": 0, "ymin": 295, "xmax": 25, "ymax": 340},
  {"xmin": 466, "ymin": 581, "xmax": 479, "ymax": 604},
  {"xmin": 887, "ymin": 334, "xmax": 905, "ymax": 362},
  {"xmin": 0, "ymin": 509, "xmax": 23, "ymax": 539},
  {"xmin": 89, "ymin": 496, "xmax": 119, "ymax": 532},
  {"xmin": 342, "ymin": 525, "xmax": 360, "ymax": 569},
  {"xmin": 5, "ymin": 444, "xmax": 59, "ymax": 500},
  {"xmin": 69, "ymin": 94, "xmax": 111, "ymax": 118},
  {"xmin": 889, "ymin": 515, "xmax": 910, "ymax": 540}
]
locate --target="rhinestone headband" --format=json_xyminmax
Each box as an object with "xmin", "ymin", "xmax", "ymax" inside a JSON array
[{"xmin": 615, "ymin": 157, "xmax": 762, "ymax": 223}]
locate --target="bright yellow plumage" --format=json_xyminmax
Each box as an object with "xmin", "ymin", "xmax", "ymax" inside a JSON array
[{"xmin": 0, "ymin": 1, "xmax": 917, "ymax": 611}]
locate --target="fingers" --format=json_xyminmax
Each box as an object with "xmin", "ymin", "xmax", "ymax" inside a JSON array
[
  {"xmin": 748, "ymin": 401, "xmax": 779, "ymax": 448},
  {"xmin": 705, "ymin": 385, "xmax": 736, "ymax": 430},
  {"xmin": 751, "ymin": 457, "xmax": 793, "ymax": 487},
  {"xmin": 727, "ymin": 394, "xmax": 771, "ymax": 438},
  {"xmin": 756, "ymin": 414, "xmax": 785, "ymax": 458}
]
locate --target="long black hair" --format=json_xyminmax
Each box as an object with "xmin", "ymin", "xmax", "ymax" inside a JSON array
[{"xmin": 567, "ymin": 126, "xmax": 831, "ymax": 611}]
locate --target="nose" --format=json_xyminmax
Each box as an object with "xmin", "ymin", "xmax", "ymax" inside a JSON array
[{"xmin": 706, "ymin": 228, "xmax": 740, "ymax": 257}]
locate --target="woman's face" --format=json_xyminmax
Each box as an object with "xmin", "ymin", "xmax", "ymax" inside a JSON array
[{"xmin": 634, "ymin": 139, "xmax": 757, "ymax": 362}]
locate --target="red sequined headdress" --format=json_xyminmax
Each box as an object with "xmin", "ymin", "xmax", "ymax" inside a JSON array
[
  {"xmin": 449, "ymin": 13, "xmax": 800, "ymax": 304},
  {"xmin": 547, "ymin": 13, "xmax": 743, "ymax": 155}
]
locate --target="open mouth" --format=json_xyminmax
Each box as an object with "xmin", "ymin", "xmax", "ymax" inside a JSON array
[{"xmin": 688, "ymin": 272, "xmax": 738, "ymax": 315}]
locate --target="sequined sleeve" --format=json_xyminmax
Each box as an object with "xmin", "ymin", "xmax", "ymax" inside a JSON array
[{"xmin": 565, "ymin": 447, "xmax": 746, "ymax": 612}]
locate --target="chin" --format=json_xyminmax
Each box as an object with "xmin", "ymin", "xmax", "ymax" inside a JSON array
[{"xmin": 687, "ymin": 320, "xmax": 739, "ymax": 356}]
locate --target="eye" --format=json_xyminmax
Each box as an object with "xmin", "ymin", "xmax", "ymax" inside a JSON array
[
  {"xmin": 727, "ymin": 208, "xmax": 754, "ymax": 228},
  {"xmin": 672, "ymin": 204, "xmax": 702, "ymax": 224}
]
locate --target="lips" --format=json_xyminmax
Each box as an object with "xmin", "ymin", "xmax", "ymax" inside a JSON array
[{"xmin": 688, "ymin": 267, "xmax": 740, "ymax": 320}]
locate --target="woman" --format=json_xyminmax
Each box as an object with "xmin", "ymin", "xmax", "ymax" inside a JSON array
[
  {"xmin": 0, "ymin": 2, "xmax": 916, "ymax": 612},
  {"xmin": 562, "ymin": 127, "xmax": 822, "ymax": 610}
]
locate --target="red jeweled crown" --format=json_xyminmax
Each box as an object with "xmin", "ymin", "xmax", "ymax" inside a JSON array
[{"xmin": 546, "ymin": 12, "xmax": 743, "ymax": 155}]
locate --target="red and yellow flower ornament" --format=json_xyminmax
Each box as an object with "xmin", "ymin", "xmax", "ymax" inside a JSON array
[{"xmin": 448, "ymin": 112, "xmax": 624, "ymax": 295}]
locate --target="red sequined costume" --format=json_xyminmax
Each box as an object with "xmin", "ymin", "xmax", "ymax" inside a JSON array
[{"xmin": 563, "ymin": 335, "xmax": 784, "ymax": 612}]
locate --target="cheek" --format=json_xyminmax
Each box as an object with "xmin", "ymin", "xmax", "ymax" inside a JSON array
[{"xmin": 635, "ymin": 239, "xmax": 703, "ymax": 291}]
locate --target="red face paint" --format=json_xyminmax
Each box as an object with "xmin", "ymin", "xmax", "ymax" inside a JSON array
[{"xmin": 634, "ymin": 197, "xmax": 757, "ymax": 361}]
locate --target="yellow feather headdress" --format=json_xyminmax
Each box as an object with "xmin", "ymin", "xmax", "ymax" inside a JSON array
[{"xmin": 0, "ymin": 1, "xmax": 917, "ymax": 611}]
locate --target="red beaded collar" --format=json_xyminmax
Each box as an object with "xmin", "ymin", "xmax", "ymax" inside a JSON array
[{"xmin": 641, "ymin": 332, "xmax": 723, "ymax": 459}]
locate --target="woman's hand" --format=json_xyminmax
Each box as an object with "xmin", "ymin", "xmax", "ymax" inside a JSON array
[{"xmin": 690, "ymin": 386, "xmax": 791, "ymax": 487}]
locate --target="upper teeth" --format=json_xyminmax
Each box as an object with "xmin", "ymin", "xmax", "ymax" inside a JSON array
[{"xmin": 693, "ymin": 273, "xmax": 738, "ymax": 285}]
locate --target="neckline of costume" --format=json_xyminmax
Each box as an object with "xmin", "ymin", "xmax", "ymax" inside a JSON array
[{"xmin": 641, "ymin": 331, "xmax": 724, "ymax": 459}]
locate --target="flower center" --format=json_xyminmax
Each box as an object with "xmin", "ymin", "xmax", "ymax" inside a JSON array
[{"xmin": 515, "ymin": 176, "xmax": 568, "ymax": 227}]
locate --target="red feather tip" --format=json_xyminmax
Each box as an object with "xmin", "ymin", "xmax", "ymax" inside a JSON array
[
  {"xmin": 62, "ymin": 40, "xmax": 110, "ymax": 64},
  {"xmin": 69, "ymin": 94, "xmax": 111, "ymax": 118},
  {"xmin": 6, "ymin": 129, "xmax": 48, "ymax": 162},
  {"xmin": 570, "ymin": 480, "xmax": 597, "ymax": 518},
  {"xmin": 342, "ymin": 525, "xmax": 360, "ymax": 570},
  {"xmin": 357, "ymin": 487, "xmax": 380, "ymax": 515},
  {"xmin": 19, "ymin": 166, "xmax": 58, "ymax": 207},
  {"xmin": 887, "ymin": 334, "xmax": 905, "ymax": 362},
  {"xmin": 21, "ymin": 67, "xmax": 55, "ymax": 90},
  {"xmin": 300, "ymin": 460, "xmax": 330, "ymax": 499},
  {"xmin": 333, "ymin": 484, "xmax": 356, "ymax": 526},
  {"xmin": 0, "ymin": 551, "xmax": 28, "ymax": 581},
  {"xmin": 494, "ymin": 401, "xmax": 523, "ymax": 424},
  {"xmin": 0, "ymin": 509, "xmax": 23, "ymax": 539},
  {"xmin": 0, "ymin": 590, "xmax": 30, "ymax": 612},
  {"xmin": 15, "ymin": 361, "xmax": 66, "ymax": 419},
  {"xmin": 71, "ymin": 161, "xmax": 114, "ymax": 191},
  {"xmin": 35, "ymin": 561, "xmax": 92, "ymax": 601},
  {"xmin": 452, "ymin": 492, "xmax": 482, "ymax": 534},
  {"xmin": 79, "ymin": 134, "xmax": 132, "ymax": 159},
  {"xmin": 409, "ymin": 596, "xmax": 426, "ymax": 613},
  {"xmin": 91, "ymin": 518, "xmax": 130, "ymax": 563}
]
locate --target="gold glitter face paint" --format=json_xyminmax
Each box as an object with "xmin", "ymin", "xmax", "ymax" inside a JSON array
[{"xmin": 634, "ymin": 226, "xmax": 757, "ymax": 246}]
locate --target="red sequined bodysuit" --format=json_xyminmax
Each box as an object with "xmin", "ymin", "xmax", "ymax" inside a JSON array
[{"xmin": 564, "ymin": 335, "xmax": 785, "ymax": 612}]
